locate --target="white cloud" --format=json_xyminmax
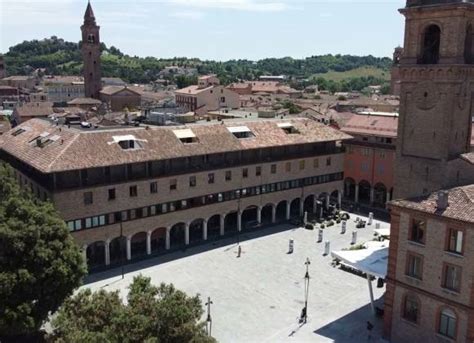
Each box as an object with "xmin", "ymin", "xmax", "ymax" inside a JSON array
[{"xmin": 169, "ymin": 0, "xmax": 290, "ymax": 12}]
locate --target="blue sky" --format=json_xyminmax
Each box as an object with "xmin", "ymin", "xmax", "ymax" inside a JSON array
[{"xmin": 0, "ymin": 0, "xmax": 406, "ymax": 60}]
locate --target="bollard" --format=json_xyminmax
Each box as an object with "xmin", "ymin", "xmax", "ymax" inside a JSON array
[
  {"xmin": 341, "ymin": 221, "xmax": 346, "ymax": 234},
  {"xmin": 368, "ymin": 212, "xmax": 374, "ymax": 225},
  {"xmin": 351, "ymin": 231, "xmax": 357, "ymax": 245},
  {"xmin": 289, "ymin": 239, "xmax": 294, "ymax": 254},
  {"xmin": 324, "ymin": 241, "xmax": 330, "ymax": 256},
  {"xmin": 318, "ymin": 229, "xmax": 323, "ymax": 243}
]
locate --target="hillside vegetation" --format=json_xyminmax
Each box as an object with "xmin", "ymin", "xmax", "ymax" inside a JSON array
[{"xmin": 3, "ymin": 36, "xmax": 392, "ymax": 91}]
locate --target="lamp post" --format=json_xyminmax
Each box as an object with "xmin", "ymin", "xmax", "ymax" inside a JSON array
[
  {"xmin": 302, "ymin": 257, "xmax": 311, "ymax": 324},
  {"xmin": 205, "ymin": 297, "xmax": 213, "ymax": 336},
  {"xmin": 120, "ymin": 220, "xmax": 125, "ymax": 280}
]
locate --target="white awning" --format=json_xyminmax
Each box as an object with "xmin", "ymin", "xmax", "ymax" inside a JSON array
[
  {"xmin": 227, "ymin": 126, "xmax": 251, "ymax": 133},
  {"xmin": 173, "ymin": 129, "xmax": 196, "ymax": 139},
  {"xmin": 331, "ymin": 241, "xmax": 389, "ymax": 279}
]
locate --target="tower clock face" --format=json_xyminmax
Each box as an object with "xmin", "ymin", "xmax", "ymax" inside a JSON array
[{"xmin": 415, "ymin": 81, "xmax": 438, "ymax": 110}]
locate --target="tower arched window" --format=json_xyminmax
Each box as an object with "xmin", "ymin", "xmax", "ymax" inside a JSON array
[
  {"xmin": 419, "ymin": 25, "xmax": 441, "ymax": 64},
  {"xmin": 87, "ymin": 34, "xmax": 96, "ymax": 44},
  {"xmin": 464, "ymin": 24, "xmax": 474, "ymax": 64}
]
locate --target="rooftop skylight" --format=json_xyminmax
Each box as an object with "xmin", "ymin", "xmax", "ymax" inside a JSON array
[
  {"xmin": 173, "ymin": 129, "xmax": 198, "ymax": 144},
  {"xmin": 278, "ymin": 122, "xmax": 300, "ymax": 134},
  {"xmin": 227, "ymin": 126, "xmax": 255, "ymax": 139}
]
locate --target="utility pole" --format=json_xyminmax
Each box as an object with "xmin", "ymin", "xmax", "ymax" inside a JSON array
[
  {"xmin": 120, "ymin": 220, "xmax": 124, "ymax": 280},
  {"xmin": 206, "ymin": 297, "xmax": 213, "ymax": 336}
]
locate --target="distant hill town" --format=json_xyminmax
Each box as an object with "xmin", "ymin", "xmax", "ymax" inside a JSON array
[{"xmin": 2, "ymin": 36, "xmax": 392, "ymax": 92}]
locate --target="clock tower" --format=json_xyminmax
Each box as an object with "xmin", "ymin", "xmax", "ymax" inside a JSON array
[{"xmin": 394, "ymin": 0, "xmax": 474, "ymax": 199}]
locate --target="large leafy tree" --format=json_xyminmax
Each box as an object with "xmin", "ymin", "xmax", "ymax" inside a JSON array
[
  {"xmin": 0, "ymin": 163, "xmax": 86, "ymax": 340},
  {"xmin": 51, "ymin": 275, "xmax": 216, "ymax": 343}
]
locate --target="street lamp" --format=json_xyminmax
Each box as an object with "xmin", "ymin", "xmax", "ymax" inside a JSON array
[
  {"xmin": 300, "ymin": 257, "xmax": 311, "ymax": 324},
  {"xmin": 205, "ymin": 297, "xmax": 213, "ymax": 336},
  {"xmin": 120, "ymin": 220, "xmax": 125, "ymax": 280}
]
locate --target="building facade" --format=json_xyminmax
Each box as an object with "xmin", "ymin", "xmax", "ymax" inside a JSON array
[
  {"xmin": 81, "ymin": 2, "xmax": 102, "ymax": 99},
  {"xmin": 43, "ymin": 75, "xmax": 85, "ymax": 104},
  {"xmin": 0, "ymin": 118, "xmax": 349, "ymax": 271},
  {"xmin": 100, "ymin": 86, "xmax": 141, "ymax": 111},
  {"xmin": 341, "ymin": 113, "xmax": 398, "ymax": 208}
]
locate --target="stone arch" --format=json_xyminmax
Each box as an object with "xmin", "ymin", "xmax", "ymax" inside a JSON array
[
  {"xmin": 242, "ymin": 205, "xmax": 259, "ymax": 231},
  {"xmin": 276, "ymin": 200, "xmax": 287, "ymax": 222},
  {"xmin": 109, "ymin": 236, "xmax": 126, "ymax": 266},
  {"xmin": 224, "ymin": 211, "xmax": 238, "ymax": 234},
  {"xmin": 373, "ymin": 183, "xmax": 387, "ymax": 208},
  {"xmin": 189, "ymin": 218, "xmax": 205, "ymax": 244},
  {"xmin": 358, "ymin": 180, "xmax": 371, "ymax": 204},
  {"xmin": 419, "ymin": 24, "xmax": 441, "ymax": 64},
  {"xmin": 290, "ymin": 198, "xmax": 301, "ymax": 218},
  {"xmin": 86, "ymin": 241, "xmax": 105, "ymax": 270},
  {"xmin": 150, "ymin": 227, "xmax": 166, "ymax": 253},
  {"xmin": 303, "ymin": 194, "xmax": 315, "ymax": 214},
  {"xmin": 130, "ymin": 231, "xmax": 147, "ymax": 260},
  {"xmin": 207, "ymin": 214, "xmax": 221, "ymax": 238},
  {"xmin": 170, "ymin": 222, "xmax": 186, "ymax": 249},
  {"xmin": 344, "ymin": 177, "xmax": 356, "ymax": 200},
  {"xmin": 261, "ymin": 203, "xmax": 274, "ymax": 225}
]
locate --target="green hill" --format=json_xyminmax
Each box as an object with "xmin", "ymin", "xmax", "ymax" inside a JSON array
[{"xmin": 3, "ymin": 36, "xmax": 392, "ymax": 87}]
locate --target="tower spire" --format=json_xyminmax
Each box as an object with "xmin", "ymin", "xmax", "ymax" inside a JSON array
[{"xmin": 84, "ymin": 1, "xmax": 96, "ymax": 24}]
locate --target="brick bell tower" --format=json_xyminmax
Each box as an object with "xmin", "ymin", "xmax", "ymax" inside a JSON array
[
  {"xmin": 81, "ymin": 1, "xmax": 102, "ymax": 99},
  {"xmin": 393, "ymin": 0, "xmax": 474, "ymax": 199}
]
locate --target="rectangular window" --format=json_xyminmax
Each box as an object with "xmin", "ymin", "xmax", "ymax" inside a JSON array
[
  {"xmin": 439, "ymin": 310, "xmax": 456, "ymax": 339},
  {"xmin": 189, "ymin": 176, "xmax": 196, "ymax": 187},
  {"xmin": 402, "ymin": 296, "xmax": 419, "ymax": 323},
  {"xmin": 271, "ymin": 164, "xmax": 277, "ymax": 174},
  {"xmin": 85, "ymin": 218, "xmax": 92, "ymax": 229},
  {"xmin": 406, "ymin": 252, "xmax": 423, "ymax": 280},
  {"xmin": 299, "ymin": 160, "xmax": 305, "ymax": 170},
  {"xmin": 442, "ymin": 264, "xmax": 461, "ymax": 292},
  {"xmin": 362, "ymin": 148, "xmax": 370, "ymax": 156},
  {"xmin": 121, "ymin": 210, "xmax": 128, "ymax": 221},
  {"xmin": 313, "ymin": 159, "xmax": 319, "ymax": 168},
  {"xmin": 92, "ymin": 216, "xmax": 99, "ymax": 227},
  {"xmin": 242, "ymin": 168, "xmax": 248, "ymax": 178},
  {"xmin": 170, "ymin": 179, "xmax": 177, "ymax": 191},
  {"xmin": 75, "ymin": 220, "xmax": 82, "ymax": 230},
  {"xmin": 256, "ymin": 166, "xmax": 262, "ymax": 176},
  {"xmin": 447, "ymin": 228, "xmax": 463, "ymax": 255},
  {"xmin": 225, "ymin": 171, "xmax": 232, "ymax": 181},
  {"xmin": 326, "ymin": 157, "xmax": 332, "ymax": 166},
  {"xmin": 409, "ymin": 219, "xmax": 426, "ymax": 244},
  {"xmin": 83, "ymin": 192, "xmax": 93, "ymax": 205},
  {"xmin": 129, "ymin": 185, "xmax": 138, "ymax": 197},
  {"xmin": 149, "ymin": 205, "xmax": 156, "ymax": 216},
  {"xmin": 150, "ymin": 181, "xmax": 158, "ymax": 194},
  {"xmin": 108, "ymin": 188, "xmax": 116, "ymax": 200},
  {"xmin": 67, "ymin": 221, "xmax": 75, "ymax": 231},
  {"xmin": 285, "ymin": 162, "xmax": 291, "ymax": 172},
  {"xmin": 208, "ymin": 173, "xmax": 215, "ymax": 184}
]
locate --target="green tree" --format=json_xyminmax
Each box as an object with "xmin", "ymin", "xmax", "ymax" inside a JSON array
[
  {"xmin": 51, "ymin": 275, "xmax": 216, "ymax": 343},
  {"xmin": 0, "ymin": 163, "xmax": 86, "ymax": 341}
]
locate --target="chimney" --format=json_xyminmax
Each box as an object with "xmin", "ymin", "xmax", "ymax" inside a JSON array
[{"xmin": 436, "ymin": 190, "xmax": 449, "ymax": 211}]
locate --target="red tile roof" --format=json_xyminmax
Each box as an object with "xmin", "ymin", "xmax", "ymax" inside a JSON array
[
  {"xmin": 341, "ymin": 114, "xmax": 398, "ymax": 138},
  {"xmin": 0, "ymin": 118, "xmax": 351, "ymax": 173},
  {"xmin": 390, "ymin": 185, "xmax": 474, "ymax": 224}
]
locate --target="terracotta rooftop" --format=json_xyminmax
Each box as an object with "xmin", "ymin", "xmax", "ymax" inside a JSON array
[
  {"xmin": 390, "ymin": 184, "xmax": 474, "ymax": 224},
  {"xmin": 175, "ymin": 85, "xmax": 213, "ymax": 95},
  {"xmin": 67, "ymin": 97, "xmax": 102, "ymax": 105},
  {"xmin": 100, "ymin": 86, "xmax": 141, "ymax": 96},
  {"xmin": 43, "ymin": 75, "xmax": 84, "ymax": 85},
  {"xmin": 341, "ymin": 114, "xmax": 398, "ymax": 138},
  {"xmin": 14, "ymin": 102, "xmax": 54, "ymax": 118},
  {"xmin": 0, "ymin": 118, "xmax": 351, "ymax": 173}
]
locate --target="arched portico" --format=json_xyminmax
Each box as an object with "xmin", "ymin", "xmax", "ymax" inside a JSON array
[
  {"xmin": 150, "ymin": 227, "xmax": 167, "ymax": 253},
  {"xmin": 189, "ymin": 219, "xmax": 205, "ymax": 244},
  {"xmin": 170, "ymin": 222, "xmax": 186, "ymax": 249},
  {"xmin": 130, "ymin": 231, "xmax": 147, "ymax": 259},
  {"xmin": 86, "ymin": 241, "xmax": 106, "ymax": 269}
]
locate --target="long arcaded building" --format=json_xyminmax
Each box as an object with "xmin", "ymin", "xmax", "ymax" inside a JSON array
[{"xmin": 0, "ymin": 118, "xmax": 350, "ymax": 270}]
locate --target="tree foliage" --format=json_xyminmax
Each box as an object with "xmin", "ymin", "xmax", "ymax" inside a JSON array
[
  {"xmin": 51, "ymin": 275, "xmax": 216, "ymax": 343},
  {"xmin": 0, "ymin": 163, "xmax": 86, "ymax": 340},
  {"xmin": 4, "ymin": 36, "xmax": 392, "ymax": 85}
]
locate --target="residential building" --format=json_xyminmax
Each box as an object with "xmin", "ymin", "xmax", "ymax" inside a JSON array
[
  {"xmin": 100, "ymin": 86, "xmax": 141, "ymax": 111},
  {"xmin": 0, "ymin": 76, "xmax": 37, "ymax": 90},
  {"xmin": 42, "ymin": 75, "xmax": 85, "ymax": 104},
  {"xmin": 341, "ymin": 113, "xmax": 398, "ymax": 208},
  {"xmin": 0, "ymin": 118, "xmax": 350, "ymax": 272},
  {"xmin": 11, "ymin": 102, "xmax": 54, "ymax": 125},
  {"xmin": 67, "ymin": 97, "xmax": 102, "ymax": 111},
  {"xmin": 386, "ymin": 186, "xmax": 474, "ymax": 342},
  {"xmin": 81, "ymin": 2, "xmax": 102, "ymax": 99},
  {"xmin": 175, "ymin": 75, "xmax": 240, "ymax": 115},
  {"xmin": 227, "ymin": 81, "xmax": 302, "ymax": 98},
  {"xmin": 384, "ymin": 1, "xmax": 474, "ymax": 342}
]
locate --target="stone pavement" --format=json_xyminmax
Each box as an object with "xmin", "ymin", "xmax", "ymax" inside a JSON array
[{"xmin": 84, "ymin": 213, "xmax": 390, "ymax": 343}]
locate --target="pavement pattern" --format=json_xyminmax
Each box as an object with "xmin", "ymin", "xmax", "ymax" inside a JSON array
[{"xmin": 84, "ymin": 213, "xmax": 390, "ymax": 343}]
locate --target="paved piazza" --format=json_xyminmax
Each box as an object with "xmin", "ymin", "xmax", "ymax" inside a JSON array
[{"xmin": 84, "ymin": 213, "xmax": 389, "ymax": 343}]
